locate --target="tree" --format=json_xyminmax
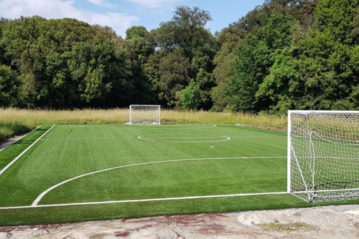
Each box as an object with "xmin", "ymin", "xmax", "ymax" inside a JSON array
[
  {"xmin": 257, "ymin": 0, "xmax": 359, "ymax": 113},
  {"xmin": 225, "ymin": 13, "xmax": 295, "ymax": 112},
  {"xmin": 80, "ymin": 67, "xmax": 111, "ymax": 104},
  {"xmin": 211, "ymin": 25, "xmax": 244, "ymax": 111},
  {"xmin": 0, "ymin": 17, "xmax": 131, "ymax": 108},
  {"xmin": 315, "ymin": 0, "xmax": 357, "ymax": 44},
  {"xmin": 152, "ymin": 6, "xmax": 212, "ymax": 58},
  {"xmin": 157, "ymin": 49, "xmax": 191, "ymax": 106},
  {"xmin": 177, "ymin": 79, "xmax": 201, "ymax": 109},
  {"xmin": 123, "ymin": 26, "xmax": 156, "ymax": 104},
  {"xmin": 0, "ymin": 65, "xmax": 19, "ymax": 106},
  {"xmin": 149, "ymin": 6, "xmax": 217, "ymax": 108}
]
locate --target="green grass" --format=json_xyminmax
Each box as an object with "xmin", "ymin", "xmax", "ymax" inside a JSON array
[
  {"xmin": 0, "ymin": 123, "xmax": 31, "ymax": 142},
  {"xmin": 0, "ymin": 124, "xmax": 358, "ymax": 226}
]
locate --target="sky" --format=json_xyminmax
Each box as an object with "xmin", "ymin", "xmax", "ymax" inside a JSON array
[{"xmin": 0, "ymin": 0, "xmax": 265, "ymax": 37}]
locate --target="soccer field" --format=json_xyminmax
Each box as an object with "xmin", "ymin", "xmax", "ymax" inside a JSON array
[{"xmin": 0, "ymin": 124, "xmax": 357, "ymax": 226}]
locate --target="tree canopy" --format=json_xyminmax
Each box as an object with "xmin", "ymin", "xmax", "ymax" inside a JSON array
[{"xmin": 0, "ymin": 1, "xmax": 358, "ymax": 113}]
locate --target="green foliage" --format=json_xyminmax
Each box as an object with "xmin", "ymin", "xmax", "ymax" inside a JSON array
[
  {"xmin": 256, "ymin": 0, "xmax": 359, "ymax": 113},
  {"xmin": 123, "ymin": 26, "xmax": 156, "ymax": 104},
  {"xmin": 81, "ymin": 68, "xmax": 111, "ymax": 104},
  {"xmin": 225, "ymin": 14, "xmax": 295, "ymax": 112},
  {"xmin": 0, "ymin": 0, "xmax": 358, "ymax": 112},
  {"xmin": 0, "ymin": 122, "xmax": 30, "ymax": 142},
  {"xmin": 315, "ymin": 0, "xmax": 357, "ymax": 44},
  {"xmin": 0, "ymin": 65, "xmax": 19, "ymax": 106},
  {"xmin": 147, "ymin": 6, "xmax": 217, "ymax": 108},
  {"xmin": 152, "ymin": 6, "xmax": 212, "ymax": 57},
  {"xmin": 157, "ymin": 49, "xmax": 191, "ymax": 106},
  {"xmin": 0, "ymin": 17, "xmax": 133, "ymax": 108},
  {"xmin": 177, "ymin": 79, "xmax": 201, "ymax": 109},
  {"xmin": 211, "ymin": 25, "xmax": 244, "ymax": 111}
]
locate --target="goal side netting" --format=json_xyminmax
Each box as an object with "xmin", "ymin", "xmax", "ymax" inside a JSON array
[
  {"xmin": 288, "ymin": 110, "xmax": 359, "ymax": 202},
  {"xmin": 129, "ymin": 105, "xmax": 161, "ymax": 125}
]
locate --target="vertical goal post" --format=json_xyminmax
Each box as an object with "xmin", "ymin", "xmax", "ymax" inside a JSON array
[
  {"xmin": 129, "ymin": 105, "xmax": 161, "ymax": 125},
  {"xmin": 288, "ymin": 110, "xmax": 359, "ymax": 202}
]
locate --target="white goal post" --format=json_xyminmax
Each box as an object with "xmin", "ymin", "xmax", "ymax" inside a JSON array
[
  {"xmin": 288, "ymin": 110, "xmax": 359, "ymax": 202},
  {"xmin": 129, "ymin": 105, "xmax": 161, "ymax": 125}
]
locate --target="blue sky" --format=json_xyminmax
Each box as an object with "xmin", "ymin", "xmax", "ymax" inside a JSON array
[{"xmin": 0, "ymin": 0, "xmax": 265, "ymax": 37}]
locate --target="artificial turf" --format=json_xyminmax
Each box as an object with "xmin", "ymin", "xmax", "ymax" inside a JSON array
[{"xmin": 0, "ymin": 124, "xmax": 358, "ymax": 226}]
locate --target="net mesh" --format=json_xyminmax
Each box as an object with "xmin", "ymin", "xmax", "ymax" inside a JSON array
[
  {"xmin": 130, "ymin": 105, "xmax": 160, "ymax": 125},
  {"xmin": 289, "ymin": 111, "xmax": 359, "ymax": 202}
]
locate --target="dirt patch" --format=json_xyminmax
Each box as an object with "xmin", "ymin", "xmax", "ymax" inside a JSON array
[
  {"xmin": 246, "ymin": 124, "xmax": 286, "ymax": 132},
  {"xmin": 259, "ymin": 222, "xmax": 318, "ymax": 232},
  {"xmin": 114, "ymin": 224, "xmax": 153, "ymax": 237},
  {"xmin": 1, "ymin": 205, "xmax": 359, "ymax": 239}
]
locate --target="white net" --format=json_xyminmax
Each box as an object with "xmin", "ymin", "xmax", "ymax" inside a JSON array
[
  {"xmin": 129, "ymin": 105, "xmax": 161, "ymax": 125},
  {"xmin": 288, "ymin": 111, "xmax": 359, "ymax": 202}
]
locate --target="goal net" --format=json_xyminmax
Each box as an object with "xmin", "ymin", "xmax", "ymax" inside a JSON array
[
  {"xmin": 288, "ymin": 110, "xmax": 359, "ymax": 202},
  {"xmin": 129, "ymin": 105, "xmax": 161, "ymax": 125}
]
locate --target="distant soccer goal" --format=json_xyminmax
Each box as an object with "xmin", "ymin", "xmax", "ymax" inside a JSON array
[
  {"xmin": 129, "ymin": 105, "xmax": 161, "ymax": 125},
  {"xmin": 288, "ymin": 110, "xmax": 359, "ymax": 202}
]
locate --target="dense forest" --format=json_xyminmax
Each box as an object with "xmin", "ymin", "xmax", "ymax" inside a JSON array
[{"xmin": 0, "ymin": 0, "xmax": 358, "ymax": 113}]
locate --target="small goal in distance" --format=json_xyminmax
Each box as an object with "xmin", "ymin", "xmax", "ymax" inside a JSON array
[
  {"xmin": 129, "ymin": 105, "xmax": 161, "ymax": 125},
  {"xmin": 288, "ymin": 110, "xmax": 359, "ymax": 202}
]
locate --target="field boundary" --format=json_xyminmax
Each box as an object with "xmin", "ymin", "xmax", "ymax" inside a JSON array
[
  {"xmin": 0, "ymin": 191, "xmax": 288, "ymax": 210},
  {"xmin": 0, "ymin": 125, "xmax": 55, "ymax": 176},
  {"xmin": 31, "ymin": 156, "xmax": 286, "ymax": 206},
  {"xmin": 0, "ymin": 126, "xmax": 41, "ymax": 152},
  {"xmin": 137, "ymin": 135, "xmax": 231, "ymax": 143}
]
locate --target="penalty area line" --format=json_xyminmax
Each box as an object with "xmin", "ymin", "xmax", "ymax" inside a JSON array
[
  {"xmin": 0, "ymin": 125, "xmax": 56, "ymax": 177},
  {"xmin": 0, "ymin": 191, "xmax": 288, "ymax": 210}
]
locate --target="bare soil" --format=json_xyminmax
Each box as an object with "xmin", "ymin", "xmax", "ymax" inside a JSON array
[{"xmin": 1, "ymin": 205, "xmax": 359, "ymax": 239}]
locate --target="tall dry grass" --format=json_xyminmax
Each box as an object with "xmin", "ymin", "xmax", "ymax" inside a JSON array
[
  {"xmin": 0, "ymin": 108, "xmax": 287, "ymax": 140},
  {"xmin": 0, "ymin": 108, "xmax": 286, "ymax": 126},
  {"xmin": 0, "ymin": 108, "xmax": 129, "ymax": 127},
  {"xmin": 161, "ymin": 110, "xmax": 286, "ymax": 128}
]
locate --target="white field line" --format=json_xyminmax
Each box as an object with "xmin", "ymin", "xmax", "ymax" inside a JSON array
[
  {"xmin": 40, "ymin": 135, "xmax": 285, "ymax": 142},
  {"xmin": 229, "ymin": 135, "xmax": 285, "ymax": 138},
  {"xmin": 41, "ymin": 138, "xmax": 125, "ymax": 141},
  {"xmin": 0, "ymin": 191, "xmax": 288, "ymax": 210},
  {"xmin": 31, "ymin": 156, "xmax": 286, "ymax": 207},
  {"xmin": 0, "ymin": 125, "xmax": 56, "ymax": 177},
  {"xmin": 137, "ymin": 135, "xmax": 231, "ymax": 143}
]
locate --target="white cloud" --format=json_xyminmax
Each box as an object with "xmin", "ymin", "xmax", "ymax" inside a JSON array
[
  {"xmin": 125, "ymin": 0, "xmax": 182, "ymax": 8},
  {"xmin": 0, "ymin": 0, "xmax": 139, "ymax": 37},
  {"xmin": 88, "ymin": 0, "xmax": 116, "ymax": 8}
]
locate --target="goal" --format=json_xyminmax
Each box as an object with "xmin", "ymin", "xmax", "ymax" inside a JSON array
[
  {"xmin": 129, "ymin": 105, "xmax": 161, "ymax": 125},
  {"xmin": 288, "ymin": 110, "xmax": 359, "ymax": 202}
]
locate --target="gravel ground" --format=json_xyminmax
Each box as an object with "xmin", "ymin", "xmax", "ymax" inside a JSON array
[{"xmin": 1, "ymin": 205, "xmax": 359, "ymax": 239}]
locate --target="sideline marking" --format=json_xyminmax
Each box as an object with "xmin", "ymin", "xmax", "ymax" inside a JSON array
[
  {"xmin": 0, "ymin": 191, "xmax": 288, "ymax": 210},
  {"xmin": 0, "ymin": 125, "xmax": 56, "ymax": 177},
  {"xmin": 31, "ymin": 156, "xmax": 286, "ymax": 206}
]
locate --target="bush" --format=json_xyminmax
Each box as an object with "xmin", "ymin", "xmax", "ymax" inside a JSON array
[{"xmin": 0, "ymin": 123, "xmax": 30, "ymax": 142}]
